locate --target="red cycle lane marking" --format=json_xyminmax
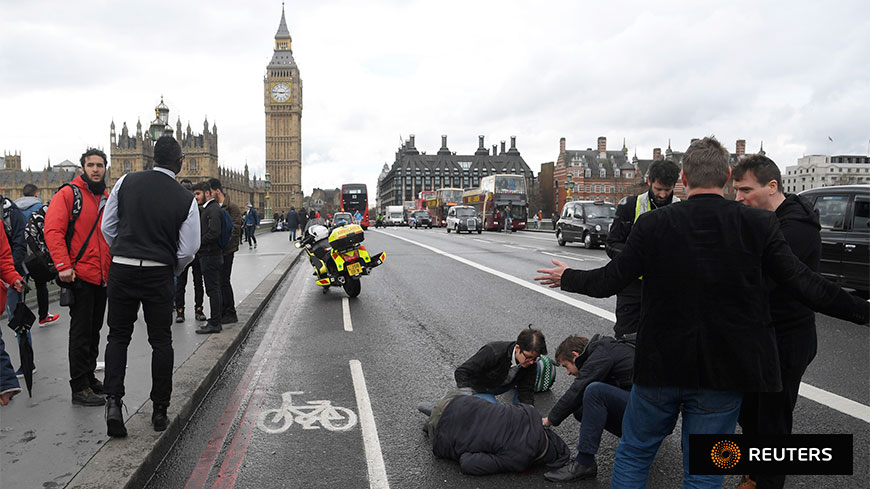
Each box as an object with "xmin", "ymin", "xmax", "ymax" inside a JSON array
[{"xmin": 184, "ymin": 271, "xmax": 301, "ymax": 489}]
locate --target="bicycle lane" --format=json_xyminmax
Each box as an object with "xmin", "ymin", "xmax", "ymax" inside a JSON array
[{"xmin": 146, "ymin": 262, "xmax": 377, "ymax": 488}]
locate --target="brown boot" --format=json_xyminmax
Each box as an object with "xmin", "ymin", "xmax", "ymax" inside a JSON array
[{"xmin": 736, "ymin": 476, "xmax": 756, "ymax": 489}]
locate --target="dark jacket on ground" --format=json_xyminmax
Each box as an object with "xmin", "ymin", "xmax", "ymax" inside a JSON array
[
  {"xmin": 560, "ymin": 193, "xmax": 869, "ymax": 393},
  {"xmin": 432, "ymin": 395, "xmax": 569, "ymax": 475},
  {"xmin": 547, "ymin": 335, "xmax": 635, "ymax": 426},
  {"xmin": 455, "ymin": 341, "xmax": 537, "ymax": 405},
  {"xmin": 221, "ymin": 197, "xmax": 242, "ymax": 255},
  {"xmin": 198, "ymin": 200, "xmax": 222, "ymax": 256}
]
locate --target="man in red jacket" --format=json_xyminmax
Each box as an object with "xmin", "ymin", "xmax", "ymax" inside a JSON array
[{"xmin": 45, "ymin": 148, "xmax": 111, "ymax": 406}]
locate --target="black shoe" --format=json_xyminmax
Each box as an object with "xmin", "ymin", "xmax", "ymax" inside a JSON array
[
  {"xmin": 544, "ymin": 460, "xmax": 597, "ymax": 482},
  {"xmin": 196, "ymin": 323, "xmax": 222, "ymax": 334},
  {"xmin": 90, "ymin": 379, "xmax": 104, "ymax": 395},
  {"xmin": 221, "ymin": 313, "xmax": 238, "ymax": 325},
  {"xmin": 152, "ymin": 404, "xmax": 168, "ymax": 432},
  {"xmin": 106, "ymin": 397, "xmax": 127, "ymax": 438},
  {"xmin": 175, "ymin": 308, "xmax": 185, "ymax": 323},
  {"xmin": 72, "ymin": 387, "xmax": 106, "ymax": 406},
  {"xmin": 194, "ymin": 307, "xmax": 207, "ymax": 321}
]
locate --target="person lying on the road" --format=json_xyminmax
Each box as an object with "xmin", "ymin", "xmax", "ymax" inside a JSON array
[
  {"xmin": 541, "ymin": 334, "xmax": 635, "ymax": 483},
  {"xmin": 420, "ymin": 389, "xmax": 570, "ymax": 476},
  {"xmin": 453, "ymin": 327, "xmax": 547, "ymax": 405}
]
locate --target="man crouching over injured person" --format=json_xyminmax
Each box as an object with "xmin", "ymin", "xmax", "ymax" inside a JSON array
[{"xmin": 421, "ymin": 389, "xmax": 570, "ymax": 475}]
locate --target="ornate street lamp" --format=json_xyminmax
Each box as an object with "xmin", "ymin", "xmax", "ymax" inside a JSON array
[
  {"xmin": 264, "ymin": 172, "xmax": 272, "ymax": 219},
  {"xmin": 565, "ymin": 173, "xmax": 575, "ymax": 201}
]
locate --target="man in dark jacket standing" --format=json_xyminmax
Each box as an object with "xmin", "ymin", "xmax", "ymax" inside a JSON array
[
  {"xmin": 732, "ymin": 155, "xmax": 821, "ymax": 489},
  {"xmin": 285, "ymin": 206, "xmax": 300, "ymax": 241},
  {"xmin": 101, "ymin": 136, "xmax": 200, "ymax": 436},
  {"xmin": 542, "ymin": 334, "xmax": 634, "ymax": 482},
  {"xmin": 605, "ymin": 160, "xmax": 680, "ymax": 337},
  {"xmin": 535, "ymin": 137, "xmax": 869, "ymax": 488},
  {"xmin": 193, "ymin": 181, "xmax": 223, "ymax": 335},
  {"xmin": 208, "ymin": 178, "xmax": 241, "ymax": 325},
  {"xmin": 454, "ymin": 328, "xmax": 546, "ymax": 405},
  {"xmin": 45, "ymin": 150, "xmax": 113, "ymax": 406},
  {"xmin": 424, "ymin": 390, "xmax": 570, "ymax": 475}
]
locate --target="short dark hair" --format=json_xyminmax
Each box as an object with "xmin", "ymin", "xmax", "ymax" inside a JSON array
[
  {"xmin": 648, "ymin": 160, "xmax": 681, "ymax": 187},
  {"xmin": 682, "ymin": 136, "xmax": 731, "ymax": 189},
  {"xmin": 207, "ymin": 178, "xmax": 223, "ymax": 192},
  {"xmin": 154, "ymin": 136, "xmax": 183, "ymax": 167},
  {"xmin": 516, "ymin": 327, "xmax": 547, "ymax": 356},
  {"xmin": 554, "ymin": 336, "xmax": 590, "ymax": 363},
  {"xmin": 191, "ymin": 181, "xmax": 211, "ymax": 193},
  {"xmin": 79, "ymin": 148, "xmax": 107, "ymax": 166},
  {"xmin": 22, "ymin": 184, "xmax": 38, "ymax": 197},
  {"xmin": 732, "ymin": 154, "xmax": 782, "ymax": 194},
  {"xmin": 180, "ymin": 179, "xmax": 193, "ymax": 191}
]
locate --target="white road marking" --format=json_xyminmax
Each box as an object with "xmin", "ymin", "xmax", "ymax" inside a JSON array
[
  {"xmin": 799, "ymin": 382, "xmax": 870, "ymax": 423},
  {"xmin": 342, "ymin": 297, "xmax": 353, "ymax": 332},
  {"xmin": 502, "ymin": 244, "xmax": 528, "ymax": 250},
  {"xmin": 257, "ymin": 391, "xmax": 358, "ymax": 433},
  {"xmin": 542, "ymin": 251, "xmax": 608, "ymax": 262},
  {"xmin": 378, "ymin": 231, "xmax": 870, "ymax": 424},
  {"xmin": 350, "ymin": 360, "xmax": 390, "ymax": 489},
  {"xmin": 473, "ymin": 238, "xmax": 494, "ymax": 243},
  {"xmin": 380, "ymin": 231, "xmax": 616, "ymax": 322}
]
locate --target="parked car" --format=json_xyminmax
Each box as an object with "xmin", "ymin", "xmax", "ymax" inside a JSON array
[
  {"xmin": 556, "ymin": 200, "xmax": 617, "ymax": 248},
  {"xmin": 799, "ymin": 184, "xmax": 869, "ymax": 296},
  {"xmin": 446, "ymin": 205, "xmax": 482, "ymax": 234},
  {"xmin": 410, "ymin": 210, "xmax": 432, "ymax": 229},
  {"xmin": 331, "ymin": 212, "xmax": 353, "ymax": 228}
]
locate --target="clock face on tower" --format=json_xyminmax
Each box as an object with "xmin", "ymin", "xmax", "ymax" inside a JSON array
[{"xmin": 271, "ymin": 83, "xmax": 290, "ymax": 102}]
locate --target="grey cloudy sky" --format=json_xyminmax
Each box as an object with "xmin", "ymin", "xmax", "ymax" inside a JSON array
[{"xmin": 1, "ymin": 0, "xmax": 868, "ymax": 196}]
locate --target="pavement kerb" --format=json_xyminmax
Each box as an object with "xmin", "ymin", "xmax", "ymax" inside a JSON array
[{"xmin": 66, "ymin": 249, "xmax": 302, "ymax": 489}]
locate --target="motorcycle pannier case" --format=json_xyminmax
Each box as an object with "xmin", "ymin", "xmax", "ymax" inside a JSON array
[{"xmin": 328, "ymin": 224, "xmax": 365, "ymax": 251}]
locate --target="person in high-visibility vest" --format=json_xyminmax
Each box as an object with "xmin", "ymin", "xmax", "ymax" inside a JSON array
[{"xmin": 604, "ymin": 160, "xmax": 681, "ymax": 338}]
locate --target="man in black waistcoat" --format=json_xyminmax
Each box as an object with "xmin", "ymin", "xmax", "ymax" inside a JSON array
[
  {"xmin": 101, "ymin": 136, "xmax": 200, "ymax": 437},
  {"xmin": 534, "ymin": 137, "xmax": 869, "ymax": 488},
  {"xmin": 192, "ymin": 181, "xmax": 223, "ymax": 335}
]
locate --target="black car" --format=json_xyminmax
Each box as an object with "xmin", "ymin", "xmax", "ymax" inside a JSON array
[
  {"xmin": 410, "ymin": 210, "xmax": 432, "ymax": 229},
  {"xmin": 556, "ymin": 200, "xmax": 616, "ymax": 249},
  {"xmin": 799, "ymin": 184, "xmax": 869, "ymax": 296}
]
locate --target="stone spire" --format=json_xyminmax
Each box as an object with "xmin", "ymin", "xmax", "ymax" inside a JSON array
[{"xmin": 275, "ymin": 3, "xmax": 291, "ymax": 40}]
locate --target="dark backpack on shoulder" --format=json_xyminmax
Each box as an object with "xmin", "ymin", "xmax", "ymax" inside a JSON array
[
  {"xmin": 23, "ymin": 184, "xmax": 83, "ymax": 282},
  {"xmin": 219, "ymin": 207, "xmax": 234, "ymax": 248}
]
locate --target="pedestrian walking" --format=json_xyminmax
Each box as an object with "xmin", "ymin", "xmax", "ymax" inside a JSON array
[
  {"xmin": 192, "ymin": 181, "xmax": 224, "ymax": 335},
  {"xmin": 534, "ymin": 136, "xmax": 869, "ymax": 489},
  {"xmin": 533, "ymin": 210, "xmax": 540, "ymax": 230},
  {"xmin": 298, "ymin": 207, "xmax": 308, "ymax": 234},
  {"xmin": 503, "ymin": 202, "xmax": 513, "ymax": 232},
  {"xmin": 44, "ymin": 149, "xmax": 112, "ymax": 406},
  {"xmin": 0, "ymin": 230, "xmax": 26, "ymax": 406},
  {"xmin": 605, "ymin": 159, "xmax": 680, "ymax": 338},
  {"xmin": 208, "ymin": 178, "xmax": 241, "ymax": 325},
  {"xmin": 733, "ymin": 155, "xmax": 823, "ymax": 489},
  {"xmin": 1, "ymin": 187, "xmax": 32, "ymax": 378},
  {"xmin": 285, "ymin": 206, "xmax": 300, "ymax": 241},
  {"xmin": 15, "ymin": 184, "xmax": 59, "ymax": 326},
  {"xmin": 551, "ymin": 212, "xmax": 558, "ymax": 229},
  {"xmin": 101, "ymin": 136, "xmax": 200, "ymax": 436},
  {"xmin": 242, "ymin": 203, "xmax": 259, "ymax": 249},
  {"xmin": 174, "ymin": 180, "xmax": 205, "ymax": 323}
]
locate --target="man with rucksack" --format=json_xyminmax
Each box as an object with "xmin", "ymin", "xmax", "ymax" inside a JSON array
[
  {"xmin": 16, "ymin": 184, "xmax": 59, "ymax": 326},
  {"xmin": 100, "ymin": 136, "xmax": 200, "ymax": 436},
  {"xmin": 44, "ymin": 148, "xmax": 112, "ymax": 407},
  {"xmin": 192, "ymin": 181, "xmax": 223, "ymax": 335},
  {"xmin": 0, "ymin": 188, "xmax": 31, "ymax": 378},
  {"xmin": 207, "ymin": 178, "xmax": 240, "ymax": 325}
]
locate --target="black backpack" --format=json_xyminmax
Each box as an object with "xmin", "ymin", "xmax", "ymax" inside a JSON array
[{"xmin": 23, "ymin": 184, "xmax": 83, "ymax": 282}]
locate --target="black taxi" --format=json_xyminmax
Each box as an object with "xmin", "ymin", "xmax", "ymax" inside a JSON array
[{"xmin": 556, "ymin": 200, "xmax": 617, "ymax": 249}]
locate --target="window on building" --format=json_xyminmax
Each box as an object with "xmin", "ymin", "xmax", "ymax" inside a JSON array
[
  {"xmin": 600, "ymin": 168, "xmax": 606, "ymax": 178},
  {"xmin": 415, "ymin": 176, "xmax": 421, "ymax": 185},
  {"xmin": 124, "ymin": 159, "xmax": 131, "ymax": 172},
  {"xmin": 424, "ymin": 176, "xmax": 431, "ymax": 186},
  {"xmin": 463, "ymin": 177, "xmax": 470, "ymax": 187},
  {"xmin": 585, "ymin": 168, "xmax": 591, "ymax": 178},
  {"xmin": 609, "ymin": 185, "xmax": 615, "ymax": 193},
  {"xmin": 473, "ymin": 177, "xmax": 479, "ymax": 186},
  {"xmin": 189, "ymin": 159, "xmax": 198, "ymax": 174}
]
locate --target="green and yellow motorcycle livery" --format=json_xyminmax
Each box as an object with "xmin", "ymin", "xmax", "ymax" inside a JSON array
[{"xmin": 295, "ymin": 223, "xmax": 386, "ymax": 297}]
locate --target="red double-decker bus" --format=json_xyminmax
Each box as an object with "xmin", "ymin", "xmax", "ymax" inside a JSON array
[
  {"xmin": 462, "ymin": 174, "xmax": 528, "ymax": 231},
  {"xmin": 431, "ymin": 188, "xmax": 464, "ymax": 227},
  {"xmin": 341, "ymin": 183, "xmax": 369, "ymax": 229},
  {"xmin": 416, "ymin": 190, "xmax": 436, "ymax": 211}
]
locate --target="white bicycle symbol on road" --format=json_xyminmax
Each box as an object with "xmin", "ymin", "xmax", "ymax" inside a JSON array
[{"xmin": 257, "ymin": 391, "xmax": 358, "ymax": 433}]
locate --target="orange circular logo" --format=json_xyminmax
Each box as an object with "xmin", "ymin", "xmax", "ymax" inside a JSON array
[{"xmin": 710, "ymin": 440, "xmax": 741, "ymax": 469}]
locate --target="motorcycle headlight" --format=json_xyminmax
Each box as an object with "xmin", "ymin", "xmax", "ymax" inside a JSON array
[{"xmin": 595, "ymin": 224, "xmax": 602, "ymax": 231}]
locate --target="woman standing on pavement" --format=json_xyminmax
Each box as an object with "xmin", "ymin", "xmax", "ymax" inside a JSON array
[{"xmin": 243, "ymin": 203, "xmax": 260, "ymax": 249}]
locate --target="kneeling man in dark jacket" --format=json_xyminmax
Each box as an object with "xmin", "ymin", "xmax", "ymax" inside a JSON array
[
  {"xmin": 542, "ymin": 334, "xmax": 635, "ymax": 482},
  {"xmin": 425, "ymin": 390, "xmax": 570, "ymax": 475}
]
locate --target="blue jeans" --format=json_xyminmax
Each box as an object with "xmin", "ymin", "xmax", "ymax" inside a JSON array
[
  {"xmin": 576, "ymin": 382, "xmax": 630, "ymax": 458},
  {"xmin": 610, "ymin": 384, "xmax": 742, "ymax": 489},
  {"xmin": 0, "ymin": 327, "xmax": 20, "ymax": 393},
  {"xmin": 474, "ymin": 383, "xmax": 520, "ymax": 404}
]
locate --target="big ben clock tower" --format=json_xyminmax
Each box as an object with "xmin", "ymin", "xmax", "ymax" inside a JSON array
[{"xmin": 264, "ymin": 5, "xmax": 303, "ymax": 212}]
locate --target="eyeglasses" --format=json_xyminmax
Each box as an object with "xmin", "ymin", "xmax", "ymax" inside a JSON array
[{"xmin": 519, "ymin": 350, "xmax": 540, "ymax": 363}]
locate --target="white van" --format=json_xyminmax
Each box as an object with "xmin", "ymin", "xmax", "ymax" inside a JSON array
[{"xmin": 386, "ymin": 205, "xmax": 405, "ymax": 226}]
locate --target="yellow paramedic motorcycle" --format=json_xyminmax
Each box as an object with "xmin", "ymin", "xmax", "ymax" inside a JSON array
[{"xmin": 295, "ymin": 223, "xmax": 386, "ymax": 297}]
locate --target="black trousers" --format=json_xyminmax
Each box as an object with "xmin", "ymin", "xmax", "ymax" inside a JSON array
[
  {"xmin": 613, "ymin": 280, "xmax": 642, "ymax": 338},
  {"xmin": 68, "ymin": 280, "xmax": 107, "ymax": 392},
  {"xmin": 220, "ymin": 252, "xmax": 236, "ymax": 316},
  {"xmin": 739, "ymin": 323, "xmax": 817, "ymax": 489},
  {"xmin": 199, "ymin": 254, "xmax": 223, "ymax": 327},
  {"xmin": 175, "ymin": 257, "xmax": 203, "ymax": 310},
  {"xmin": 104, "ymin": 264, "xmax": 175, "ymax": 405},
  {"xmin": 244, "ymin": 225, "xmax": 257, "ymax": 245},
  {"xmin": 28, "ymin": 275, "xmax": 50, "ymax": 320}
]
